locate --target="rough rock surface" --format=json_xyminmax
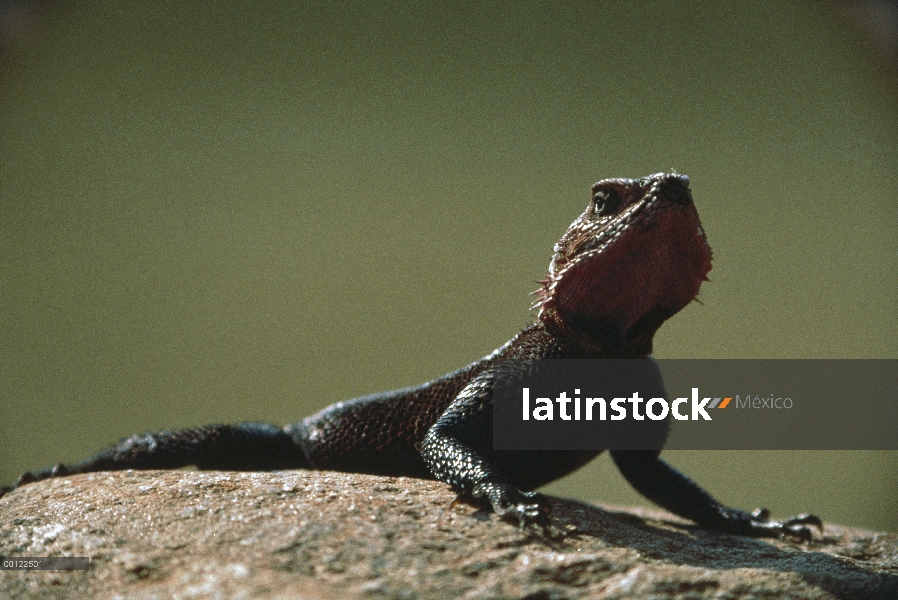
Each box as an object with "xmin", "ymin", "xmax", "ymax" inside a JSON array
[{"xmin": 0, "ymin": 470, "xmax": 895, "ymax": 599}]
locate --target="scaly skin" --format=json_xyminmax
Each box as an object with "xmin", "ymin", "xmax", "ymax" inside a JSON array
[{"xmin": 1, "ymin": 174, "xmax": 821, "ymax": 539}]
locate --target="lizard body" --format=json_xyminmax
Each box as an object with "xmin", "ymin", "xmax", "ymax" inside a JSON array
[{"xmin": 1, "ymin": 174, "xmax": 820, "ymax": 539}]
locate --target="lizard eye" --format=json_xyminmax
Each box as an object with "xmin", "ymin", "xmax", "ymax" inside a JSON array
[{"xmin": 593, "ymin": 189, "xmax": 622, "ymax": 216}]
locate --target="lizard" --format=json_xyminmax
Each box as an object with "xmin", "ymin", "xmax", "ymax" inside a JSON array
[{"xmin": 0, "ymin": 173, "xmax": 821, "ymax": 539}]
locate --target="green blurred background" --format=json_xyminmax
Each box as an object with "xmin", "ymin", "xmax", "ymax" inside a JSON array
[{"xmin": 1, "ymin": 2, "xmax": 896, "ymax": 531}]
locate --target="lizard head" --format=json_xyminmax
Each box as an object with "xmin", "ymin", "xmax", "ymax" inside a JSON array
[{"xmin": 535, "ymin": 173, "xmax": 712, "ymax": 357}]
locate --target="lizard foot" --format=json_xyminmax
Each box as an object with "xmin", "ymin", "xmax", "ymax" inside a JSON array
[
  {"xmin": 472, "ymin": 481, "xmax": 549, "ymax": 530},
  {"xmin": 742, "ymin": 507, "xmax": 823, "ymax": 541}
]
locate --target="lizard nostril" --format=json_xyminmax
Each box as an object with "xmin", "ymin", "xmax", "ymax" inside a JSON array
[{"xmin": 661, "ymin": 178, "xmax": 690, "ymax": 204}]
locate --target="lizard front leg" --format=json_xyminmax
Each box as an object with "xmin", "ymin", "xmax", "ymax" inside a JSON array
[
  {"xmin": 420, "ymin": 373, "xmax": 547, "ymax": 527},
  {"xmin": 1, "ymin": 422, "xmax": 309, "ymax": 497},
  {"xmin": 611, "ymin": 450, "xmax": 822, "ymax": 540}
]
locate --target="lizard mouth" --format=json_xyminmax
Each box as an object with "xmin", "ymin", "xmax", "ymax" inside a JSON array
[{"xmin": 536, "ymin": 173, "xmax": 713, "ymax": 352}]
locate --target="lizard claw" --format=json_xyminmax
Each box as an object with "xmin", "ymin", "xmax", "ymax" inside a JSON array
[
  {"xmin": 747, "ymin": 507, "xmax": 823, "ymax": 541},
  {"xmin": 472, "ymin": 482, "xmax": 550, "ymax": 529},
  {"xmin": 499, "ymin": 491, "xmax": 549, "ymax": 531},
  {"xmin": 779, "ymin": 513, "xmax": 824, "ymax": 541}
]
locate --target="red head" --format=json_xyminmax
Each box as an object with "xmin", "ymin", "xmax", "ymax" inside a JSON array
[{"xmin": 535, "ymin": 173, "xmax": 712, "ymax": 357}]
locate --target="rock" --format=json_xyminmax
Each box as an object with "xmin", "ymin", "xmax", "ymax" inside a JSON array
[{"xmin": 0, "ymin": 470, "xmax": 895, "ymax": 599}]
